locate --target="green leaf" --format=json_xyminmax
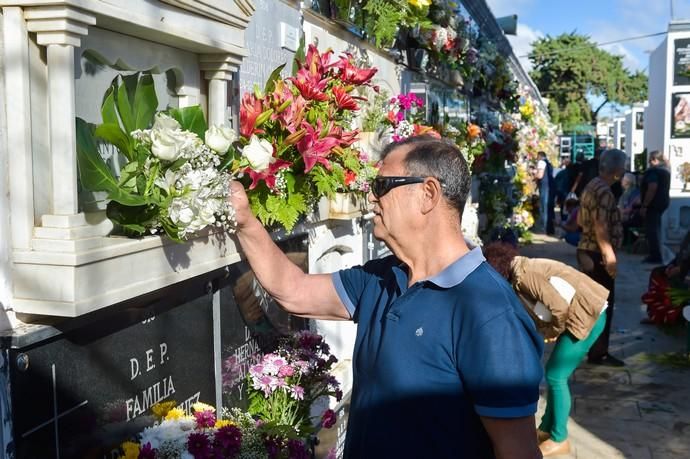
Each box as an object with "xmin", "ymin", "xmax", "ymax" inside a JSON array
[
  {"xmin": 292, "ymin": 35, "xmax": 305, "ymax": 77},
  {"xmin": 106, "ymin": 201, "xmax": 155, "ymax": 236},
  {"xmin": 264, "ymin": 64, "xmax": 286, "ymax": 95},
  {"xmin": 117, "ymin": 160, "xmax": 139, "ymax": 188},
  {"xmin": 116, "ymin": 74, "xmax": 136, "ymax": 133},
  {"xmin": 94, "ymin": 123, "xmax": 133, "ymax": 161},
  {"xmin": 132, "ymin": 73, "xmax": 157, "ymax": 130},
  {"xmin": 101, "ymin": 85, "xmax": 118, "ymax": 125},
  {"xmin": 169, "ymin": 105, "xmax": 207, "ymax": 139},
  {"xmin": 76, "ymin": 118, "xmax": 148, "ymax": 206}
]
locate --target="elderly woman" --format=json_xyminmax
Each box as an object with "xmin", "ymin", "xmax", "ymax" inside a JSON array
[
  {"xmin": 576, "ymin": 148, "xmax": 627, "ymax": 367},
  {"xmin": 483, "ymin": 242, "xmax": 609, "ymax": 457}
]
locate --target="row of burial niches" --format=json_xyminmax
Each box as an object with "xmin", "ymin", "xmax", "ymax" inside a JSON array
[{"xmin": 5, "ymin": 235, "xmax": 313, "ymax": 459}]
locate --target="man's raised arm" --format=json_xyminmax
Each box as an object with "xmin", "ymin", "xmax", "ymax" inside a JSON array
[{"xmin": 229, "ymin": 181, "xmax": 350, "ymax": 320}]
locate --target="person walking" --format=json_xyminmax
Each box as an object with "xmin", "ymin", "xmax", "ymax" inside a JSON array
[
  {"xmin": 483, "ymin": 243, "xmax": 609, "ymax": 457},
  {"xmin": 576, "ymin": 148, "xmax": 627, "ymax": 367},
  {"xmin": 535, "ymin": 151, "xmax": 556, "ymax": 234},
  {"xmin": 640, "ymin": 150, "xmax": 671, "ymax": 264},
  {"xmin": 228, "ymin": 136, "xmax": 544, "ymax": 459}
]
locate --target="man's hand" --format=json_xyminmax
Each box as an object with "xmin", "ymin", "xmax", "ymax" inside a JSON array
[
  {"xmin": 228, "ymin": 180, "xmax": 255, "ymax": 230},
  {"xmin": 602, "ymin": 249, "xmax": 617, "ymax": 278}
]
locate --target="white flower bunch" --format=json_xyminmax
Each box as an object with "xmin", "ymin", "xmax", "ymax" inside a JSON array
[
  {"xmin": 138, "ymin": 417, "xmax": 195, "ymax": 451},
  {"xmin": 133, "ymin": 114, "xmax": 238, "ymax": 239}
]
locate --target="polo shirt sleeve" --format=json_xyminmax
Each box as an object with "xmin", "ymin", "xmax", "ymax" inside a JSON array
[
  {"xmin": 332, "ymin": 256, "xmax": 394, "ymax": 321},
  {"xmin": 459, "ymin": 308, "xmax": 543, "ymax": 418}
]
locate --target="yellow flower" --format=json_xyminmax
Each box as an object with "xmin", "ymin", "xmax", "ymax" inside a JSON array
[
  {"xmin": 121, "ymin": 442, "xmax": 140, "ymax": 459},
  {"xmin": 215, "ymin": 419, "xmax": 235, "ymax": 428},
  {"xmin": 408, "ymin": 0, "xmax": 431, "ymax": 8},
  {"xmin": 164, "ymin": 407, "xmax": 185, "ymax": 420},
  {"xmin": 151, "ymin": 401, "xmax": 177, "ymax": 421},
  {"xmin": 192, "ymin": 402, "xmax": 216, "ymax": 413}
]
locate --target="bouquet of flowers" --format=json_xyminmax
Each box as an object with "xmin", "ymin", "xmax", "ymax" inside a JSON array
[
  {"xmin": 119, "ymin": 402, "xmax": 244, "ymax": 459},
  {"xmin": 383, "ymin": 92, "xmax": 438, "ymax": 142},
  {"xmin": 678, "ymin": 162, "xmax": 690, "ymax": 186},
  {"xmin": 76, "ymin": 73, "xmax": 236, "ymax": 241},
  {"xmin": 78, "ymin": 46, "xmax": 381, "ymax": 238},
  {"xmin": 442, "ymin": 121, "xmax": 486, "ymax": 172},
  {"xmin": 223, "ymin": 44, "xmax": 378, "ymax": 231},
  {"xmin": 118, "ymin": 331, "xmax": 341, "ymax": 459},
  {"xmin": 246, "ymin": 330, "xmax": 341, "ymax": 438}
]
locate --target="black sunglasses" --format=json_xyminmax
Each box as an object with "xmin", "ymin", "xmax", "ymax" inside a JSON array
[{"xmin": 371, "ymin": 176, "xmax": 429, "ymax": 198}]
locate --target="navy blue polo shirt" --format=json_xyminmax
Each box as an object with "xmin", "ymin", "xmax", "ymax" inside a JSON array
[{"xmin": 332, "ymin": 248, "xmax": 543, "ymax": 458}]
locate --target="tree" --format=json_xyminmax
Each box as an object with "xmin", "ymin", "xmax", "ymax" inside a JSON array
[{"xmin": 528, "ymin": 33, "xmax": 648, "ymax": 130}]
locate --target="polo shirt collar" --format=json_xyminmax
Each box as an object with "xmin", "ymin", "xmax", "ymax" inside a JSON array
[{"xmin": 427, "ymin": 247, "xmax": 485, "ymax": 288}]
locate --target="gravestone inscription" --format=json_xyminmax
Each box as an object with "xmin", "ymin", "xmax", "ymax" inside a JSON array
[{"xmin": 9, "ymin": 280, "xmax": 217, "ymax": 459}]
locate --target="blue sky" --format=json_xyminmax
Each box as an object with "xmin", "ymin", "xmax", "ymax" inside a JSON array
[{"xmin": 487, "ymin": 0, "xmax": 690, "ymax": 73}]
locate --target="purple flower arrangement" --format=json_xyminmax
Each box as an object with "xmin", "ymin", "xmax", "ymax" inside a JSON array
[{"xmin": 117, "ymin": 331, "xmax": 341, "ymax": 459}]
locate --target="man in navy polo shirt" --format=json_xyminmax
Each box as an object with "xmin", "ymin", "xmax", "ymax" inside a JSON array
[{"xmin": 229, "ymin": 136, "xmax": 543, "ymax": 458}]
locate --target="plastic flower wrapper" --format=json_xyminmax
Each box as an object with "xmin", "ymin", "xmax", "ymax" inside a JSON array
[
  {"xmin": 220, "ymin": 45, "xmax": 378, "ymax": 231},
  {"xmin": 76, "ymin": 72, "xmax": 236, "ymax": 242}
]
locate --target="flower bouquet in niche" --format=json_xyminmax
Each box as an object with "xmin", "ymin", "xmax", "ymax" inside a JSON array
[
  {"xmin": 76, "ymin": 73, "xmax": 236, "ymax": 241},
  {"xmin": 383, "ymin": 92, "xmax": 439, "ymax": 142},
  {"xmin": 223, "ymin": 44, "xmax": 378, "ymax": 231}
]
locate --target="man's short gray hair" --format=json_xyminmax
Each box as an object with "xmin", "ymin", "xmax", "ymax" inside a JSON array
[{"xmin": 599, "ymin": 149, "xmax": 627, "ymax": 175}]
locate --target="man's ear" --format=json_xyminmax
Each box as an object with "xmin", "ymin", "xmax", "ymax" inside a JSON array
[{"xmin": 420, "ymin": 178, "xmax": 443, "ymax": 214}]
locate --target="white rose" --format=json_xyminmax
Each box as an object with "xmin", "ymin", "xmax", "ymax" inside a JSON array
[
  {"xmin": 153, "ymin": 113, "xmax": 181, "ymax": 132},
  {"xmin": 150, "ymin": 129, "xmax": 182, "ymax": 161},
  {"xmin": 243, "ymin": 135, "xmax": 275, "ymax": 172},
  {"xmin": 205, "ymin": 125, "xmax": 236, "ymax": 153}
]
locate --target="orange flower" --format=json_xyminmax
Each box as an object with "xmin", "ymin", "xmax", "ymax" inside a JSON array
[
  {"xmin": 500, "ymin": 121, "xmax": 515, "ymax": 134},
  {"xmin": 467, "ymin": 123, "xmax": 481, "ymax": 139}
]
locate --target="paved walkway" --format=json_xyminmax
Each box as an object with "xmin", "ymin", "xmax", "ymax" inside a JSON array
[
  {"xmin": 316, "ymin": 235, "xmax": 690, "ymax": 458},
  {"xmin": 522, "ymin": 234, "xmax": 690, "ymax": 459}
]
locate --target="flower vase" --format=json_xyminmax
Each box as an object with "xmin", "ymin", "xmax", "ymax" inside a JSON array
[{"xmin": 328, "ymin": 192, "xmax": 364, "ymax": 219}]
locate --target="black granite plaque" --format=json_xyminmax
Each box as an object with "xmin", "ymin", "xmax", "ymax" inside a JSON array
[
  {"xmin": 9, "ymin": 281, "xmax": 217, "ymax": 459},
  {"xmin": 219, "ymin": 235, "xmax": 309, "ymax": 409},
  {"xmin": 674, "ymin": 38, "xmax": 690, "ymax": 86}
]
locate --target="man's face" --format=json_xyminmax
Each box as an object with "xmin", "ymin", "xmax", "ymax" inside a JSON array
[
  {"xmin": 369, "ymin": 146, "xmax": 420, "ymax": 242},
  {"xmin": 649, "ymin": 157, "xmax": 659, "ymax": 167}
]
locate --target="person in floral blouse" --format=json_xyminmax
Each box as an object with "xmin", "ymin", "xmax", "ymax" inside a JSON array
[{"xmin": 576, "ymin": 148, "xmax": 627, "ymax": 367}]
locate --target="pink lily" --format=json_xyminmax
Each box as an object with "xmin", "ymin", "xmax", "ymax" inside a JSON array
[
  {"xmin": 246, "ymin": 158, "xmax": 292, "ymax": 190},
  {"xmin": 334, "ymin": 54, "xmax": 377, "ymax": 85},
  {"xmin": 296, "ymin": 120, "xmax": 341, "ymax": 172},
  {"xmin": 240, "ymin": 92, "xmax": 265, "ymax": 138},
  {"xmin": 331, "ymin": 85, "xmax": 360, "ymax": 111}
]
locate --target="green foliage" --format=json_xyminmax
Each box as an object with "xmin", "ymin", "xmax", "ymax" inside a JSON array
[
  {"xmin": 75, "ymin": 118, "xmax": 149, "ymax": 207},
  {"xmin": 529, "ymin": 33, "xmax": 648, "ymax": 128},
  {"xmin": 361, "ymin": 88, "xmax": 391, "ymax": 132},
  {"xmin": 363, "ymin": 0, "xmax": 403, "ymax": 47},
  {"xmin": 168, "ymin": 105, "xmax": 207, "ymax": 139}
]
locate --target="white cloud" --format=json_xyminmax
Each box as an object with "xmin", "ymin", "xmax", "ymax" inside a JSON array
[
  {"xmin": 506, "ymin": 23, "xmax": 544, "ymax": 72},
  {"xmin": 485, "ymin": 0, "xmax": 536, "ymax": 18}
]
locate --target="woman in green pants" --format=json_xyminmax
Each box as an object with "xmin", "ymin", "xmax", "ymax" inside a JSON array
[{"xmin": 483, "ymin": 242, "xmax": 609, "ymax": 457}]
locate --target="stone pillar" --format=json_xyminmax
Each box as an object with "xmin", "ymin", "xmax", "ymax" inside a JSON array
[
  {"xmin": 24, "ymin": 6, "xmax": 96, "ymax": 220},
  {"xmin": 200, "ymin": 54, "xmax": 241, "ymax": 126}
]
